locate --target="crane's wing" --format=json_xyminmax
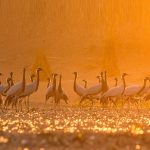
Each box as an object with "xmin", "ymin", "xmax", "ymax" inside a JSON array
[
  {"xmin": 85, "ymin": 84, "xmax": 102, "ymax": 95},
  {"xmin": 20, "ymin": 82, "xmax": 36, "ymax": 96},
  {"xmin": 76, "ymin": 84, "xmax": 86, "ymax": 96},
  {"xmin": 46, "ymin": 85, "xmax": 53, "ymax": 95},
  {"xmin": 103, "ymin": 86, "xmax": 124, "ymax": 97},
  {"xmin": 6, "ymin": 82, "xmax": 22, "ymax": 96},
  {"xmin": 0, "ymin": 85, "xmax": 7, "ymax": 93},
  {"xmin": 124, "ymin": 85, "xmax": 141, "ymax": 96}
]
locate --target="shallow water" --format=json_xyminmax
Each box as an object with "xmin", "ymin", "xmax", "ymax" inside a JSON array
[
  {"xmin": 1, "ymin": 107, "xmax": 150, "ymax": 149},
  {"xmin": 0, "ymin": 108, "xmax": 150, "ymax": 135}
]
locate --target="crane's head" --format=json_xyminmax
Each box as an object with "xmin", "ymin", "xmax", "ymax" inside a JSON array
[
  {"xmin": 96, "ymin": 75, "xmax": 101, "ymax": 79},
  {"xmin": 82, "ymin": 80, "xmax": 87, "ymax": 83},
  {"xmin": 53, "ymin": 73, "xmax": 58, "ymax": 77},
  {"xmin": 30, "ymin": 74, "xmax": 35, "ymax": 82},
  {"xmin": 10, "ymin": 72, "xmax": 13, "ymax": 77},
  {"xmin": 47, "ymin": 77, "xmax": 50, "ymax": 82},
  {"xmin": 37, "ymin": 68, "xmax": 43, "ymax": 72},
  {"xmin": 6, "ymin": 77, "xmax": 11, "ymax": 82},
  {"xmin": 0, "ymin": 73, "xmax": 3, "ymax": 76},
  {"xmin": 121, "ymin": 73, "xmax": 128, "ymax": 79},
  {"xmin": 72, "ymin": 72, "xmax": 77, "ymax": 75},
  {"xmin": 114, "ymin": 77, "xmax": 118, "ymax": 81},
  {"xmin": 30, "ymin": 74, "xmax": 35, "ymax": 79},
  {"xmin": 51, "ymin": 73, "xmax": 54, "ymax": 77},
  {"xmin": 144, "ymin": 77, "xmax": 150, "ymax": 81},
  {"xmin": 31, "ymin": 74, "xmax": 35, "ymax": 78}
]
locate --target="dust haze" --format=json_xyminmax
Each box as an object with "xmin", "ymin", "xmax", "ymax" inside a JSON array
[{"xmin": 0, "ymin": 1, "xmax": 150, "ymax": 103}]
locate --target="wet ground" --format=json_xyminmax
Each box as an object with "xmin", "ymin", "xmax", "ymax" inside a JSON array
[{"xmin": 0, "ymin": 107, "xmax": 150, "ymax": 150}]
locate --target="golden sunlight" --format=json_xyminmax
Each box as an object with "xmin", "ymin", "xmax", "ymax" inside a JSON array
[{"xmin": 1, "ymin": 1, "xmax": 150, "ymax": 150}]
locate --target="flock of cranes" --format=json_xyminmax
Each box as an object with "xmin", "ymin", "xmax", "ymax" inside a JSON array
[
  {"xmin": 73, "ymin": 72, "xmax": 150, "ymax": 107},
  {"xmin": 0, "ymin": 68, "xmax": 150, "ymax": 112},
  {"xmin": 0, "ymin": 68, "xmax": 69, "ymax": 112}
]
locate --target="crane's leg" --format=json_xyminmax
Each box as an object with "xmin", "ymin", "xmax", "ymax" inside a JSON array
[
  {"xmin": 0, "ymin": 95, "xmax": 3, "ymax": 108},
  {"xmin": 24, "ymin": 97, "xmax": 27, "ymax": 108},
  {"xmin": 90, "ymin": 97, "xmax": 94, "ymax": 109},
  {"xmin": 11, "ymin": 97, "xmax": 16, "ymax": 111},
  {"xmin": 109, "ymin": 97, "xmax": 112, "ymax": 108},
  {"xmin": 4, "ymin": 97, "xmax": 9, "ymax": 110},
  {"xmin": 20, "ymin": 100, "xmax": 23, "ymax": 112},
  {"xmin": 121, "ymin": 96, "xmax": 124, "ymax": 108},
  {"xmin": 110, "ymin": 97, "xmax": 117, "ymax": 108},
  {"xmin": 14, "ymin": 98, "xmax": 18, "ymax": 112},
  {"xmin": 55, "ymin": 97, "xmax": 58, "ymax": 110},
  {"xmin": 44, "ymin": 97, "xmax": 48, "ymax": 108},
  {"xmin": 58, "ymin": 98, "xmax": 61, "ymax": 110},
  {"xmin": 19, "ymin": 98, "xmax": 23, "ymax": 112},
  {"xmin": 11, "ymin": 100, "xmax": 15, "ymax": 110},
  {"xmin": 52, "ymin": 97, "xmax": 55, "ymax": 110},
  {"xmin": 0, "ymin": 95, "xmax": 4, "ymax": 112},
  {"xmin": 100, "ymin": 97, "xmax": 105, "ymax": 108},
  {"xmin": 54, "ymin": 96, "xmax": 57, "ymax": 110},
  {"xmin": 21, "ymin": 98, "xmax": 25, "ymax": 111},
  {"xmin": 79, "ymin": 97, "xmax": 85, "ymax": 106},
  {"xmin": 6, "ymin": 97, "xmax": 12, "ymax": 110},
  {"xmin": 122, "ymin": 96, "xmax": 127, "ymax": 108},
  {"xmin": 128, "ymin": 97, "xmax": 131, "ymax": 109},
  {"xmin": 27, "ymin": 96, "xmax": 30, "ymax": 111},
  {"xmin": 11, "ymin": 98, "xmax": 16, "ymax": 111},
  {"xmin": 114, "ymin": 97, "xmax": 118, "ymax": 108},
  {"xmin": 64, "ymin": 99, "xmax": 68, "ymax": 105}
]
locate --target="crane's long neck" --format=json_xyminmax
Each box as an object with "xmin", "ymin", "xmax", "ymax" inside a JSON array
[
  {"xmin": 7, "ymin": 79, "xmax": 11, "ymax": 88},
  {"xmin": 104, "ymin": 72, "xmax": 107, "ymax": 84},
  {"xmin": 5, "ymin": 79, "xmax": 11, "ymax": 93},
  {"xmin": 115, "ymin": 80, "xmax": 118, "ymax": 87},
  {"xmin": 101, "ymin": 75, "xmax": 104, "ymax": 85},
  {"xmin": 47, "ymin": 80, "xmax": 50, "ymax": 88},
  {"xmin": 98, "ymin": 78, "xmax": 101, "ymax": 84},
  {"xmin": 53, "ymin": 75, "xmax": 57, "ymax": 91},
  {"xmin": 84, "ymin": 82, "xmax": 87, "ymax": 88},
  {"xmin": 31, "ymin": 76, "xmax": 33, "ymax": 82},
  {"xmin": 35, "ymin": 71, "xmax": 40, "ymax": 92},
  {"xmin": 122, "ymin": 76, "xmax": 126, "ymax": 90},
  {"xmin": 58, "ymin": 76, "xmax": 62, "ymax": 92},
  {"xmin": 0, "ymin": 81, "xmax": 1, "ymax": 85},
  {"xmin": 73, "ymin": 74, "xmax": 77, "ymax": 92},
  {"xmin": 121, "ymin": 76, "xmax": 126, "ymax": 95},
  {"xmin": 22, "ymin": 68, "xmax": 26, "ymax": 92},
  {"xmin": 53, "ymin": 75, "xmax": 57, "ymax": 103},
  {"xmin": 101, "ymin": 74, "xmax": 105, "ymax": 92},
  {"xmin": 10, "ymin": 75, "xmax": 14, "ymax": 86},
  {"xmin": 138, "ymin": 79, "xmax": 147, "ymax": 95},
  {"xmin": 104, "ymin": 72, "xmax": 108, "ymax": 91}
]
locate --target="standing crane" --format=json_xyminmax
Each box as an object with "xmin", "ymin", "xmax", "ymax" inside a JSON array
[
  {"xmin": 45, "ymin": 73, "xmax": 58, "ymax": 107},
  {"xmin": 18, "ymin": 68, "xmax": 42, "ymax": 111},
  {"xmin": 79, "ymin": 72, "xmax": 104, "ymax": 104},
  {"xmin": 101, "ymin": 73, "xmax": 128, "ymax": 107},
  {"xmin": 56, "ymin": 74, "xmax": 68, "ymax": 105},
  {"xmin": 4, "ymin": 68, "xmax": 26, "ymax": 111}
]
